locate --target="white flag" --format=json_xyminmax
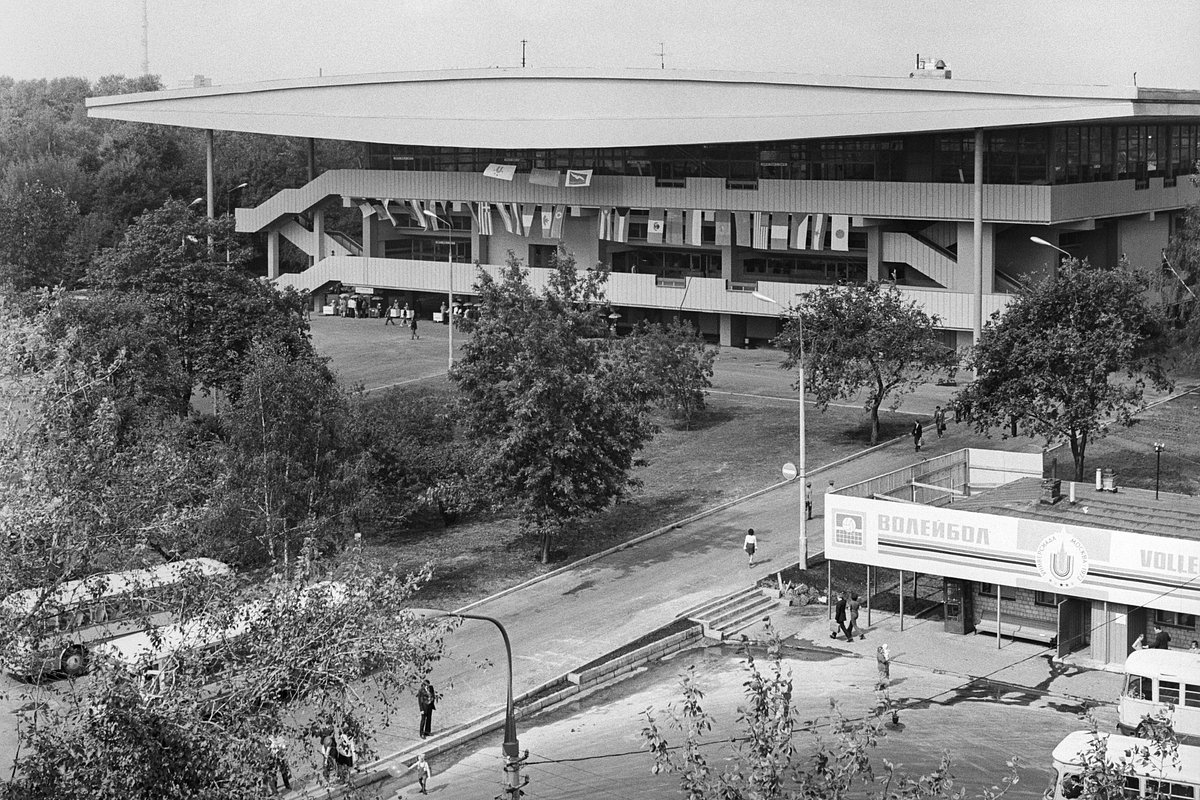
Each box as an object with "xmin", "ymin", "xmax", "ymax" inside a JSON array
[
  {"xmin": 830, "ymin": 214, "xmax": 850, "ymax": 252},
  {"xmin": 565, "ymin": 169, "xmax": 593, "ymax": 188},
  {"xmin": 483, "ymin": 163, "xmax": 516, "ymax": 181}
]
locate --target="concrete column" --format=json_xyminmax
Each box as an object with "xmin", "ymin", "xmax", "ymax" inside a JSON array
[
  {"xmin": 956, "ymin": 222, "xmax": 995, "ymax": 296},
  {"xmin": 719, "ymin": 313, "xmax": 747, "ymax": 348},
  {"xmin": 720, "ymin": 244, "xmax": 735, "ymax": 281},
  {"xmin": 972, "ymin": 129, "xmax": 985, "ymax": 344},
  {"xmin": 205, "ymin": 129, "xmax": 215, "ymax": 219},
  {"xmin": 266, "ymin": 228, "xmax": 280, "ymax": 279},
  {"xmin": 866, "ymin": 227, "xmax": 883, "ymax": 281},
  {"xmin": 312, "ymin": 207, "xmax": 326, "ymax": 263},
  {"xmin": 361, "ymin": 212, "xmax": 376, "ymax": 258}
]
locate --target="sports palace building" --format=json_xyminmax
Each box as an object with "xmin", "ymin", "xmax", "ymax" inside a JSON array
[{"xmin": 86, "ymin": 63, "xmax": 1200, "ymax": 347}]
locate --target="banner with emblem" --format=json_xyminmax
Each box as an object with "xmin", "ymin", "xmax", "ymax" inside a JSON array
[
  {"xmin": 550, "ymin": 204, "xmax": 565, "ymax": 238},
  {"xmin": 830, "ymin": 215, "xmax": 850, "ymax": 252},
  {"xmin": 647, "ymin": 209, "xmax": 666, "ymax": 244},
  {"xmin": 565, "ymin": 169, "xmax": 593, "ymax": 188},
  {"xmin": 483, "ymin": 163, "xmax": 516, "ymax": 181},
  {"xmin": 715, "ymin": 211, "xmax": 732, "ymax": 246}
]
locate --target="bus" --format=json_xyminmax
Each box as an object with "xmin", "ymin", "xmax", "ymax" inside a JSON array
[
  {"xmin": 1, "ymin": 558, "xmax": 233, "ymax": 678},
  {"xmin": 1047, "ymin": 731, "xmax": 1200, "ymax": 800},
  {"xmin": 1118, "ymin": 649, "xmax": 1200, "ymax": 742},
  {"xmin": 94, "ymin": 581, "xmax": 348, "ymax": 709}
]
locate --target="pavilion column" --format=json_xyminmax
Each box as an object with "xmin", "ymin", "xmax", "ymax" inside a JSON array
[
  {"xmin": 312, "ymin": 207, "xmax": 326, "ymax": 264},
  {"xmin": 866, "ymin": 226, "xmax": 883, "ymax": 281},
  {"xmin": 972, "ymin": 128, "xmax": 985, "ymax": 345},
  {"xmin": 266, "ymin": 229, "xmax": 280, "ymax": 279},
  {"xmin": 361, "ymin": 212, "xmax": 376, "ymax": 258},
  {"xmin": 205, "ymin": 129, "xmax": 215, "ymax": 219}
]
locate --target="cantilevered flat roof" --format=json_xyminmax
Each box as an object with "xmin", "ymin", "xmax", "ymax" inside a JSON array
[
  {"xmin": 953, "ymin": 476, "xmax": 1200, "ymax": 543},
  {"xmin": 85, "ymin": 68, "xmax": 1200, "ymax": 150}
]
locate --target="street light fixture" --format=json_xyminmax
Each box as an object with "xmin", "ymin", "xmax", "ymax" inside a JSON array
[
  {"xmin": 424, "ymin": 210, "xmax": 455, "ymax": 373},
  {"xmin": 752, "ymin": 290, "xmax": 807, "ymax": 567},
  {"xmin": 1030, "ymin": 236, "xmax": 1071, "ymax": 256},
  {"xmin": 1154, "ymin": 442, "xmax": 1165, "ymax": 499},
  {"xmin": 412, "ymin": 609, "xmax": 528, "ymax": 797}
]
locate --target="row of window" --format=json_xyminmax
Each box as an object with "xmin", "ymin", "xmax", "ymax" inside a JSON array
[{"xmin": 364, "ymin": 123, "xmax": 1200, "ymax": 186}]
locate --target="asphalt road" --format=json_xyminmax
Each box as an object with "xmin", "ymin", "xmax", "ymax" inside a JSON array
[{"xmin": 395, "ymin": 642, "xmax": 1105, "ymax": 800}]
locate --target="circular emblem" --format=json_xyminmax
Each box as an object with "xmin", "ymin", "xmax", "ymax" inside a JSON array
[
  {"xmin": 1035, "ymin": 529, "xmax": 1089, "ymax": 589},
  {"xmin": 837, "ymin": 514, "xmax": 861, "ymax": 537}
]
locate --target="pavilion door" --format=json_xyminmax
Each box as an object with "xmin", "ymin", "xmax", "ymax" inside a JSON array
[{"xmin": 1057, "ymin": 598, "xmax": 1090, "ymax": 657}]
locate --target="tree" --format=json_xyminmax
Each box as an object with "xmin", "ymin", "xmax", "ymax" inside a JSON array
[
  {"xmin": 642, "ymin": 624, "xmax": 1021, "ymax": 800},
  {"xmin": 0, "ymin": 181, "xmax": 83, "ymax": 289},
  {"xmin": 453, "ymin": 251, "xmax": 658, "ymax": 563},
  {"xmin": 88, "ymin": 199, "xmax": 311, "ymax": 415},
  {"xmin": 624, "ymin": 319, "xmax": 716, "ymax": 428},
  {"xmin": 956, "ymin": 257, "xmax": 1169, "ymax": 481},
  {"xmin": 774, "ymin": 282, "xmax": 957, "ymax": 445}
]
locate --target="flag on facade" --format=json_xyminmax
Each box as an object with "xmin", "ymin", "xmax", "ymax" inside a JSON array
[
  {"xmin": 550, "ymin": 204, "xmax": 565, "ymax": 238},
  {"xmin": 521, "ymin": 205, "xmax": 536, "ymax": 236},
  {"xmin": 598, "ymin": 208, "xmax": 612, "ymax": 239},
  {"xmin": 752, "ymin": 212, "xmax": 769, "ymax": 249},
  {"xmin": 408, "ymin": 200, "xmax": 428, "ymax": 230},
  {"xmin": 377, "ymin": 201, "xmax": 397, "ymax": 226},
  {"xmin": 665, "ymin": 210, "xmax": 683, "ymax": 244},
  {"xmin": 790, "ymin": 214, "xmax": 809, "ymax": 250},
  {"xmin": 647, "ymin": 209, "xmax": 666, "ymax": 244},
  {"xmin": 496, "ymin": 203, "xmax": 515, "ymax": 234},
  {"xmin": 565, "ymin": 169, "xmax": 593, "ymax": 188},
  {"xmin": 483, "ymin": 163, "xmax": 516, "ymax": 181},
  {"xmin": 467, "ymin": 201, "xmax": 480, "ymax": 228},
  {"xmin": 530, "ymin": 168, "xmax": 560, "ymax": 187},
  {"xmin": 810, "ymin": 213, "xmax": 827, "ymax": 250},
  {"xmin": 507, "ymin": 203, "xmax": 523, "ymax": 235},
  {"xmin": 734, "ymin": 212, "xmax": 751, "ymax": 247},
  {"xmin": 541, "ymin": 207, "xmax": 554, "ymax": 238},
  {"xmin": 478, "ymin": 202, "xmax": 493, "ymax": 235},
  {"xmin": 614, "ymin": 209, "xmax": 629, "ymax": 243},
  {"xmin": 704, "ymin": 210, "xmax": 715, "ymax": 222},
  {"xmin": 770, "ymin": 214, "xmax": 789, "ymax": 249},
  {"xmin": 715, "ymin": 211, "xmax": 732, "ymax": 246},
  {"xmin": 570, "ymin": 206, "xmax": 582, "ymax": 216},
  {"xmin": 358, "ymin": 202, "xmax": 376, "ymax": 218},
  {"xmin": 452, "ymin": 201, "xmax": 465, "ymax": 213},
  {"xmin": 830, "ymin": 214, "xmax": 850, "ymax": 252},
  {"xmin": 689, "ymin": 210, "xmax": 704, "ymax": 246}
]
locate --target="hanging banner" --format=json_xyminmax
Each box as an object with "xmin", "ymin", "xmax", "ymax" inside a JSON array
[
  {"xmin": 647, "ymin": 209, "xmax": 666, "ymax": 244},
  {"xmin": 810, "ymin": 213, "xmax": 828, "ymax": 251},
  {"xmin": 483, "ymin": 163, "xmax": 517, "ymax": 181},
  {"xmin": 830, "ymin": 214, "xmax": 851, "ymax": 252},
  {"xmin": 530, "ymin": 168, "xmax": 560, "ymax": 187},
  {"xmin": 790, "ymin": 214, "xmax": 809, "ymax": 250},
  {"xmin": 715, "ymin": 211, "xmax": 732, "ymax": 246},
  {"xmin": 565, "ymin": 169, "xmax": 593, "ymax": 188}
]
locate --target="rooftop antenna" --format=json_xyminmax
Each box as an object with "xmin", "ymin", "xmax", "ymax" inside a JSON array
[
  {"xmin": 521, "ymin": 39, "xmax": 527, "ymax": 68},
  {"xmin": 656, "ymin": 42, "xmax": 665, "ymax": 69},
  {"xmin": 140, "ymin": 0, "xmax": 150, "ymax": 76},
  {"xmin": 1133, "ymin": 71, "xmax": 1138, "ymax": 86}
]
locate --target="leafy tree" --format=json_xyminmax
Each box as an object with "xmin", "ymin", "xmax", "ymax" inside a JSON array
[
  {"xmin": 773, "ymin": 281, "xmax": 957, "ymax": 444},
  {"xmin": 642, "ymin": 623, "xmax": 1020, "ymax": 800},
  {"xmin": 624, "ymin": 319, "xmax": 716, "ymax": 428},
  {"xmin": 352, "ymin": 386, "xmax": 481, "ymax": 529},
  {"xmin": 0, "ymin": 181, "xmax": 82, "ymax": 288},
  {"xmin": 956, "ymin": 257, "xmax": 1169, "ymax": 481},
  {"xmin": 453, "ymin": 251, "xmax": 658, "ymax": 563},
  {"xmin": 88, "ymin": 199, "xmax": 311, "ymax": 415}
]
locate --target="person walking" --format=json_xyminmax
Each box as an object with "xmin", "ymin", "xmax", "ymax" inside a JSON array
[
  {"xmin": 912, "ymin": 420, "xmax": 923, "ymax": 452},
  {"xmin": 743, "ymin": 528, "xmax": 758, "ymax": 567},
  {"xmin": 385, "ymin": 300, "xmax": 399, "ymax": 325},
  {"xmin": 832, "ymin": 592, "xmax": 850, "ymax": 640},
  {"xmin": 805, "ymin": 482, "xmax": 813, "ymax": 521},
  {"xmin": 847, "ymin": 592, "xmax": 863, "ymax": 640},
  {"xmin": 410, "ymin": 314, "xmax": 420, "ymax": 340},
  {"xmin": 876, "ymin": 643, "xmax": 891, "ymax": 684},
  {"xmin": 266, "ymin": 730, "xmax": 292, "ymax": 793},
  {"xmin": 417, "ymin": 679, "xmax": 436, "ymax": 738},
  {"xmin": 406, "ymin": 753, "xmax": 432, "ymax": 794},
  {"xmin": 933, "ymin": 405, "xmax": 946, "ymax": 439}
]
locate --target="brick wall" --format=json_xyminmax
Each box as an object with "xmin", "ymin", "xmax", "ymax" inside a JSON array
[{"xmin": 972, "ymin": 586, "xmax": 1057, "ymax": 627}]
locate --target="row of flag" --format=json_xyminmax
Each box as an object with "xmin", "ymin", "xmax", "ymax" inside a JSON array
[
  {"xmin": 359, "ymin": 198, "xmax": 850, "ymax": 251},
  {"xmin": 484, "ymin": 163, "xmax": 594, "ymax": 188}
]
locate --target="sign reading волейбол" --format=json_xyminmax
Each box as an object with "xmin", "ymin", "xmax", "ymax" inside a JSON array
[{"xmin": 825, "ymin": 495, "xmax": 1200, "ymax": 614}]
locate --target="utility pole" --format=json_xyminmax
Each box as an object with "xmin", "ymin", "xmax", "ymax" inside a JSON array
[
  {"xmin": 656, "ymin": 42, "xmax": 665, "ymax": 69},
  {"xmin": 520, "ymin": 39, "xmax": 527, "ymax": 68},
  {"xmin": 140, "ymin": 0, "xmax": 150, "ymax": 76}
]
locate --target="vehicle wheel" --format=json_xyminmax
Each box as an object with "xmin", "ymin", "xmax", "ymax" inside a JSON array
[{"xmin": 60, "ymin": 646, "xmax": 87, "ymax": 677}]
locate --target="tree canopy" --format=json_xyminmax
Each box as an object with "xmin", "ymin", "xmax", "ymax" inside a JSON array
[
  {"xmin": 453, "ymin": 251, "xmax": 659, "ymax": 562},
  {"xmin": 774, "ymin": 281, "xmax": 957, "ymax": 444},
  {"xmin": 957, "ymin": 257, "xmax": 1170, "ymax": 481}
]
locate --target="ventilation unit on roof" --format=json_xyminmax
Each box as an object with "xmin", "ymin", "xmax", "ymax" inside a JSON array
[{"xmin": 910, "ymin": 54, "xmax": 951, "ymax": 80}]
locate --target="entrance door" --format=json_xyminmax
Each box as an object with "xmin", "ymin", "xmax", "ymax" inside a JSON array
[{"xmin": 1057, "ymin": 598, "xmax": 1090, "ymax": 657}]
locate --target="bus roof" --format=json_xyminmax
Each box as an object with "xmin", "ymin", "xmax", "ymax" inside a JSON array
[
  {"xmin": 1124, "ymin": 649, "xmax": 1200, "ymax": 682},
  {"xmin": 94, "ymin": 581, "xmax": 347, "ymax": 667},
  {"xmin": 1053, "ymin": 731, "xmax": 1200, "ymax": 782},
  {"xmin": 1, "ymin": 558, "xmax": 232, "ymax": 615}
]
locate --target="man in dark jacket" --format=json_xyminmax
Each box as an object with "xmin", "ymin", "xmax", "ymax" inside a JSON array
[
  {"xmin": 1151, "ymin": 625, "xmax": 1171, "ymax": 649},
  {"xmin": 832, "ymin": 593, "xmax": 851, "ymax": 640},
  {"xmin": 418, "ymin": 679, "xmax": 437, "ymax": 738}
]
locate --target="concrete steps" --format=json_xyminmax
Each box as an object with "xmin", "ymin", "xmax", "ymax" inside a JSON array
[{"xmin": 679, "ymin": 586, "xmax": 780, "ymax": 641}]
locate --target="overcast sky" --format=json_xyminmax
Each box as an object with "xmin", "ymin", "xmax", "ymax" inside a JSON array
[{"xmin": 4, "ymin": 0, "xmax": 1198, "ymax": 90}]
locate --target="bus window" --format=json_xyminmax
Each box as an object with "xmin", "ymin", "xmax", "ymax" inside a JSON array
[
  {"xmin": 1149, "ymin": 780, "xmax": 1196, "ymax": 799},
  {"xmin": 1161, "ymin": 680, "xmax": 1181, "ymax": 706},
  {"xmin": 1186, "ymin": 683, "xmax": 1200, "ymax": 708},
  {"xmin": 1124, "ymin": 777, "xmax": 1141, "ymax": 799},
  {"xmin": 1126, "ymin": 674, "xmax": 1152, "ymax": 699}
]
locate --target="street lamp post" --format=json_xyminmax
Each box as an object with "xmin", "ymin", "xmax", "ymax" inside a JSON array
[
  {"xmin": 424, "ymin": 210, "xmax": 455, "ymax": 373},
  {"xmin": 1029, "ymin": 235, "xmax": 1070, "ymax": 256},
  {"xmin": 1154, "ymin": 442, "xmax": 1165, "ymax": 499},
  {"xmin": 415, "ymin": 610, "xmax": 528, "ymax": 797},
  {"xmin": 752, "ymin": 290, "xmax": 807, "ymax": 567}
]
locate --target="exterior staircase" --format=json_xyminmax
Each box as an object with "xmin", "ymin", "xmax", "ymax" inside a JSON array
[{"xmin": 678, "ymin": 586, "xmax": 780, "ymax": 641}]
